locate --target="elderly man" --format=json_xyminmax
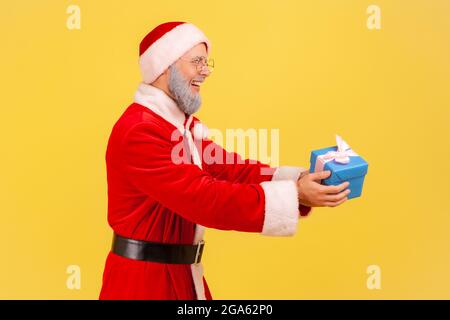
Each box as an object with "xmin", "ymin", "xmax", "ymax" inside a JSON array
[{"xmin": 99, "ymin": 21, "xmax": 350, "ymax": 300}]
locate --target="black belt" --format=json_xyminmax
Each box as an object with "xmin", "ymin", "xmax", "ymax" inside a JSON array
[{"xmin": 111, "ymin": 233, "xmax": 205, "ymax": 264}]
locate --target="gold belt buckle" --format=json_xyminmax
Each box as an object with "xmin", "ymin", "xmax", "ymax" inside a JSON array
[{"xmin": 194, "ymin": 240, "xmax": 205, "ymax": 264}]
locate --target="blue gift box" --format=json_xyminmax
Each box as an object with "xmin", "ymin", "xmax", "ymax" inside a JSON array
[{"xmin": 309, "ymin": 145, "xmax": 368, "ymax": 200}]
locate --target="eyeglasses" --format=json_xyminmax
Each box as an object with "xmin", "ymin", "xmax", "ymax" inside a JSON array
[{"xmin": 180, "ymin": 56, "xmax": 215, "ymax": 73}]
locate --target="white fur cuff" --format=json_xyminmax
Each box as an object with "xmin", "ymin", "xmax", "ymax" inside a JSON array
[
  {"xmin": 272, "ymin": 166, "xmax": 307, "ymax": 181},
  {"xmin": 260, "ymin": 180, "xmax": 299, "ymax": 236}
]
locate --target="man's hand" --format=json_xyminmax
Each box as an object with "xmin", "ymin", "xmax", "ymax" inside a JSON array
[{"xmin": 297, "ymin": 170, "xmax": 350, "ymax": 207}]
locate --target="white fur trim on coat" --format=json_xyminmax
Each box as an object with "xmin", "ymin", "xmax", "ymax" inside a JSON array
[
  {"xmin": 272, "ymin": 166, "xmax": 307, "ymax": 181},
  {"xmin": 134, "ymin": 82, "xmax": 208, "ymax": 300},
  {"xmin": 260, "ymin": 180, "xmax": 299, "ymax": 236},
  {"xmin": 193, "ymin": 122, "xmax": 209, "ymax": 140},
  {"xmin": 191, "ymin": 224, "xmax": 206, "ymax": 300}
]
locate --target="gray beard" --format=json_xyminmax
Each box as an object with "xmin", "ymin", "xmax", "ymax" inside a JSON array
[{"xmin": 168, "ymin": 64, "xmax": 202, "ymax": 115}]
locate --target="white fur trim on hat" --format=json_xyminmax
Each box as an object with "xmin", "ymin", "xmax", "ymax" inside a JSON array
[
  {"xmin": 139, "ymin": 23, "xmax": 211, "ymax": 84},
  {"xmin": 260, "ymin": 180, "xmax": 299, "ymax": 236}
]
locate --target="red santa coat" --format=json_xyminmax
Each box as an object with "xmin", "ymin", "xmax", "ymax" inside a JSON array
[{"xmin": 99, "ymin": 83, "xmax": 311, "ymax": 300}]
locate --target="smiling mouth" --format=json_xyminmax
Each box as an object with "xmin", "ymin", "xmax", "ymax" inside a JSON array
[{"xmin": 191, "ymin": 79, "xmax": 204, "ymax": 87}]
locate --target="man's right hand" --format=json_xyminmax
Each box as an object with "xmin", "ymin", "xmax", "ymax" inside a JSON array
[{"xmin": 297, "ymin": 170, "xmax": 350, "ymax": 207}]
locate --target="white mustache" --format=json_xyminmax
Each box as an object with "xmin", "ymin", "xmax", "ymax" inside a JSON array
[{"xmin": 191, "ymin": 77, "xmax": 205, "ymax": 83}]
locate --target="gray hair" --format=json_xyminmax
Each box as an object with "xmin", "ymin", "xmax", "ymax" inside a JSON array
[{"xmin": 168, "ymin": 64, "xmax": 202, "ymax": 115}]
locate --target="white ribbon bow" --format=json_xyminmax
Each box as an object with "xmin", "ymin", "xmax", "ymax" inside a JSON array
[{"xmin": 314, "ymin": 135, "xmax": 358, "ymax": 173}]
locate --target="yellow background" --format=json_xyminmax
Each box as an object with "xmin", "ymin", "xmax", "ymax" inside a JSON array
[{"xmin": 1, "ymin": 0, "xmax": 449, "ymax": 299}]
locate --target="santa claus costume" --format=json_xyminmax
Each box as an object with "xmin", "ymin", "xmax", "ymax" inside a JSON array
[{"xmin": 99, "ymin": 21, "xmax": 311, "ymax": 300}]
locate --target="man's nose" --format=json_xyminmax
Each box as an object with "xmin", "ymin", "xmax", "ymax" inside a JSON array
[
  {"xmin": 199, "ymin": 66, "xmax": 211, "ymax": 77},
  {"xmin": 199, "ymin": 70, "xmax": 210, "ymax": 78}
]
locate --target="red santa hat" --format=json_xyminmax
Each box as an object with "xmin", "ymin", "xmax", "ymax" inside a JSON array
[{"xmin": 139, "ymin": 21, "xmax": 211, "ymax": 84}]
